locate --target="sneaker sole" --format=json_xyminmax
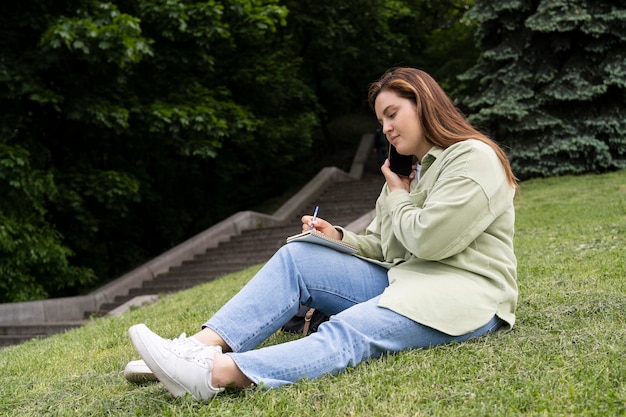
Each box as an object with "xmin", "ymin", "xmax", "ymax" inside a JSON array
[
  {"xmin": 124, "ymin": 362, "xmax": 159, "ymax": 384},
  {"xmin": 128, "ymin": 324, "xmax": 190, "ymax": 398}
]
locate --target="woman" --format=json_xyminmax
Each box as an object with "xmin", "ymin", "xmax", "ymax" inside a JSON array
[{"xmin": 127, "ymin": 67, "xmax": 519, "ymax": 400}]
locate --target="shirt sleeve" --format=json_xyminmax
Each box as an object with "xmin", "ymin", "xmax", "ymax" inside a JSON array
[{"xmin": 337, "ymin": 222, "xmax": 386, "ymax": 261}]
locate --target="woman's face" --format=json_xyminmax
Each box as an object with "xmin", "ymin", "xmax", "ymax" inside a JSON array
[{"xmin": 374, "ymin": 89, "xmax": 429, "ymax": 161}]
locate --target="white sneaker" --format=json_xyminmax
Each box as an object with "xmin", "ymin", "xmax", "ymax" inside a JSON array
[
  {"xmin": 124, "ymin": 359, "xmax": 158, "ymax": 383},
  {"xmin": 128, "ymin": 323, "xmax": 224, "ymax": 400}
]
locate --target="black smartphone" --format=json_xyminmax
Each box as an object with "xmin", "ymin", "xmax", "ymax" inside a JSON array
[{"xmin": 388, "ymin": 144, "xmax": 414, "ymax": 176}]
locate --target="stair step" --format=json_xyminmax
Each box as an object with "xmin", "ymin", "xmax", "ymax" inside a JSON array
[
  {"xmin": 192, "ymin": 242, "xmax": 283, "ymax": 256},
  {"xmin": 187, "ymin": 250, "xmax": 280, "ymax": 265},
  {"xmin": 0, "ymin": 335, "xmax": 36, "ymax": 347},
  {"xmin": 0, "ymin": 321, "xmax": 87, "ymax": 347},
  {"xmin": 165, "ymin": 262, "xmax": 264, "ymax": 277},
  {"xmin": 0, "ymin": 321, "xmax": 86, "ymax": 336},
  {"xmin": 129, "ymin": 282, "xmax": 203, "ymax": 295}
]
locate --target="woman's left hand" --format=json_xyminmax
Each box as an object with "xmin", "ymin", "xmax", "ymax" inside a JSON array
[{"xmin": 381, "ymin": 159, "xmax": 415, "ymax": 192}]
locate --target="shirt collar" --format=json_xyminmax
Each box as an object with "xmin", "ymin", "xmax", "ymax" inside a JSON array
[{"xmin": 420, "ymin": 146, "xmax": 442, "ymax": 174}]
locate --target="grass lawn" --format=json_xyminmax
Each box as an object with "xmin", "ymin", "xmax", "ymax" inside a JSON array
[{"xmin": 1, "ymin": 170, "xmax": 625, "ymax": 417}]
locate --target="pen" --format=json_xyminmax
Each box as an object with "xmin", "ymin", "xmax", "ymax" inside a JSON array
[{"xmin": 310, "ymin": 205, "xmax": 319, "ymax": 230}]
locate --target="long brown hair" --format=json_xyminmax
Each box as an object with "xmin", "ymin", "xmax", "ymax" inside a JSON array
[{"xmin": 368, "ymin": 67, "xmax": 518, "ymax": 189}]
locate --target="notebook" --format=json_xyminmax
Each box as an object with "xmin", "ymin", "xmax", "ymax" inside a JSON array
[{"xmin": 286, "ymin": 229, "xmax": 358, "ymax": 254}]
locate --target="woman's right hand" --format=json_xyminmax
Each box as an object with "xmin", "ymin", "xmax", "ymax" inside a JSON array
[{"xmin": 300, "ymin": 215, "xmax": 343, "ymax": 240}]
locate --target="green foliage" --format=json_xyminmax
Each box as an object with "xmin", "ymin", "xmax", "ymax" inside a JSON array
[
  {"xmin": 40, "ymin": 2, "xmax": 153, "ymax": 68},
  {"xmin": 0, "ymin": 217, "xmax": 95, "ymax": 302},
  {"xmin": 0, "ymin": 0, "xmax": 314, "ymax": 299},
  {"xmin": 461, "ymin": 0, "xmax": 626, "ymax": 180},
  {"xmin": 282, "ymin": 0, "xmax": 479, "ymax": 148},
  {"xmin": 0, "ymin": 145, "xmax": 94, "ymax": 302}
]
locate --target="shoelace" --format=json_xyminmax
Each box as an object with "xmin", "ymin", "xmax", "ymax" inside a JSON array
[{"xmin": 168, "ymin": 333, "xmax": 216, "ymax": 365}]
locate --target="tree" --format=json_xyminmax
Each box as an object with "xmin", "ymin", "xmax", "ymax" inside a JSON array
[
  {"xmin": 0, "ymin": 0, "xmax": 316, "ymax": 301},
  {"xmin": 0, "ymin": 144, "xmax": 95, "ymax": 302},
  {"xmin": 461, "ymin": 0, "xmax": 626, "ymax": 179},
  {"xmin": 282, "ymin": 0, "xmax": 479, "ymax": 149}
]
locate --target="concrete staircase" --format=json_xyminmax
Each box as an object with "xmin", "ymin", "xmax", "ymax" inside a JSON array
[
  {"xmin": 0, "ymin": 133, "xmax": 384, "ymax": 347},
  {"xmin": 93, "ymin": 172, "xmax": 384, "ymax": 315}
]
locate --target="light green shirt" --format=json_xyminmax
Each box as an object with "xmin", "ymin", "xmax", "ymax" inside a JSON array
[{"xmin": 339, "ymin": 139, "xmax": 518, "ymax": 336}]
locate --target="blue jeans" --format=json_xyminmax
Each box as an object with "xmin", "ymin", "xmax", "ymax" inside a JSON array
[{"xmin": 203, "ymin": 242, "xmax": 503, "ymax": 388}]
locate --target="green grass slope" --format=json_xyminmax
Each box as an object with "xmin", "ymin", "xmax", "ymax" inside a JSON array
[{"xmin": 1, "ymin": 170, "xmax": 625, "ymax": 417}]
